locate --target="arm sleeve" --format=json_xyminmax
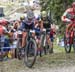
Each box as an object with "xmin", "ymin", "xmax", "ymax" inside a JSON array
[
  {"xmin": 19, "ymin": 22, "xmax": 25, "ymax": 30},
  {"xmin": 61, "ymin": 9, "xmax": 71, "ymax": 22}
]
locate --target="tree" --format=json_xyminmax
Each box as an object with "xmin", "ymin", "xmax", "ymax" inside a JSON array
[{"xmin": 40, "ymin": 0, "xmax": 74, "ymax": 32}]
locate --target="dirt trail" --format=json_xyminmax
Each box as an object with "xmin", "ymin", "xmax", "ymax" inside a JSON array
[{"xmin": 0, "ymin": 53, "xmax": 75, "ymax": 72}]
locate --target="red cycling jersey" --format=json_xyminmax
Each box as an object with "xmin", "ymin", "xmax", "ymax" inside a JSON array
[
  {"xmin": 61, "ymin": 7, "xmax": 75, "ymax": 38},
  {"xmin": 61, "ymin": 8, "xmax": 75, "ymax": 23}
]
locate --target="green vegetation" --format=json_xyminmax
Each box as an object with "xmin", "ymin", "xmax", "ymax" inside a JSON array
[{"xmin": 40, "ymin": 0, "xmax": 74, "ymax": 33}]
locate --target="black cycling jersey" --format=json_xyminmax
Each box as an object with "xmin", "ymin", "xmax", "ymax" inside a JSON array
[{"xmin": 41, "ymin": 17, "xmax": 51, "ymax": 28}]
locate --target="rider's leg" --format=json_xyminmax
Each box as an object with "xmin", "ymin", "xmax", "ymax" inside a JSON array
[
  {"xmin": 32, "ymin": 32, "xmax": 35, "ymax": 38},
  {"xmin": 66, "ymin": 24, "xmax": 72, "ymax": 38},
  {"xmin": 36, "ymin": 37, "xmax": 41, "ymax": 55},
  {"xmin": 70, "ymin": 31, "xmax": 73, "ymax": 44},
  {"xmin": 50, "ymin": 37, "xmax": 54, "ymax": 53},
  {"xmin": 22, "ymin": 32, "xmax": 27, "ymax": 48},
  {"xmin": 65, "ymin": 24, "xmax": 73, "ymax": 45},
  {"xmin": 36, "ymin": 38, "xmax": 40, "ymax": 50},
  {"xmin": 47, "ymin": 35, "xmax": 53, "ymax": 53}
]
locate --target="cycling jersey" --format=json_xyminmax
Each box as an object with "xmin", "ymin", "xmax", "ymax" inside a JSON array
[
  {"xmin": 61, "ymin": 8, "xmax": 75, "ymax": 22},
  {"xmin": 41, "ymin": 17, "xmax": 51, "ymax": 28},
  {"xmin": 0, "ymin": 25, "xmax": 7, "ymax": 35},
  {"xmin": 61, "ymin": 7, "xmax": 75, "ymax": 38},
  {"xmin": 20, "ymin": 18, "xmax": 35, "ymax": 30}
]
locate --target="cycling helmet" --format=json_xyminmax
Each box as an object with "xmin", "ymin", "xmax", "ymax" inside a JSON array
[
  {"xmin": 41, "ymin": 11, "xmax": 47, "ymax": 17},
  {"xmin": 27, "ymin": 10, "xmax": 34, "ymax": 19},
  {"xmin": 20, "ymin": 16, "xmax": 25, "ymax": 20},
  {"xmin": 3, "ymin": 20, "xmax": 8, "ymax": 25},
  {"xmin": 72, "ymin": 2, "xmax": 75, "ymax": 7},
  {"xmin": 0, "ymin": 19, "xmax": 8, "ymax": 25}
]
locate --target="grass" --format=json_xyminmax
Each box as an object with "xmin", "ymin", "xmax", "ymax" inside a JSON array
[
  {"xmin": 53, "ymin": 38, "xmax": 74, "ymax": 53},
  {"xmin": 35, "ymin": 41, "xmax": 75, "ymax": 68},
  {"xmin": 1, "ymin": 41, "xmax": 75, "ymax": 72},
  {"xmin": 54, "ymin": 44, "xmax": 64, "ymax": 53},
  {"xmin": 36, "ymin": 52, "xmax": 75, "ymax": 68}
]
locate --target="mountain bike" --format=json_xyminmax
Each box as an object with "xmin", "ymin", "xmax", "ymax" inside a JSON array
[
  {"xmin": 16, "ymin": 31, "xmax": 23, "ymax": 60},
  {"xmin": 64, "ymin": 32, "xmax": 71, "ymax": 53},
  {"xmin": 64, "ymin": 14, "xmax": 75, "ymax": 53},
  {"xmin": 72, "ymin": 21, "xmax": 75, "ymax": 52},
  {"xmin": 40, "ymin": 28, "xmax": 51, "ymax": 55},
  {"xmin": 24, "ymin": 29, "xmax": 37, "ymax": 68}
]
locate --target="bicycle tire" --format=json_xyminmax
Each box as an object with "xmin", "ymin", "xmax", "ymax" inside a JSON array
[
  {"xmin": 16, "ymin": 39, "xmax": 22, "ymax": 60},
  {"xmin": 0, "ymin": 40, "xmax": 4, "ymax": 61},
  {"xmin": 24, "ymin": 38, "xmax": 37, "ymax": 68},
  {"xmin": 64, "ymin": 35, "xmax": 71, "ymax": 53},
  {"xmin": 73, "ymin": 32, "xmax": 75, "ymax": 53}
]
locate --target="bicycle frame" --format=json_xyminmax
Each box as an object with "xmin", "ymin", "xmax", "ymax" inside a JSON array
[
  {"xmin": 24, "ymin": 29, "xmax": 37, "ymax": 68},
  {"xmin": 41, "ymin": 28, "xmax": 50, "ymax": 47},
  {"xmin": 26, "ymin": 29, "xmax": 35, "ymax": 40}
]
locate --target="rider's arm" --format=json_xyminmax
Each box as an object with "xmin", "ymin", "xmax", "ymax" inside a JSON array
[
  {"xmin": 61, "ymin": 9, "xmax": 72, "ymax": 23},
  {"xmin": 40, "ymin": 20, "xmax": 43, "ymax": 31},
  {"xmin": 34, "ymin": 19, "xmax": 38, "ymax": 28},
  {"xmin": 19, "ymin": 21, "xmax": 25, "ymax": 31},
  {"xmin": 3, "ymin": 26, "xmax": 8, "ymax": 33},
  {"xmin": 2, "ymin": 26, "xmax": 10, "ymax": 36}
]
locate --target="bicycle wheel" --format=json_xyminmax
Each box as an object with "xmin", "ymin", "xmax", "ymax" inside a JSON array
[
  {"xmin": 73, "ymin": 32, "xmax": 75, "ymax": 52},
  {"xmin": 16, "ymin": 38, "xmax": 22, "ymax": 60},
  {"xmin": 0, "ymin": 51, "xmax": 3, "ymax": 61},
  {"xmin": 0, "ymin": 41, "xmax": 4, "ymax": 61},
  {"xmin": 0, "ymin": 45, "xmax": 3, "ymax": 61},
  {"xmin": 41, "ymin": 33, "xmax": 48, "ymax": 55},
  {"xmin": 39, "ymin": 34, "xmax": 45, "ymax": 56},
  {"xmin": 64, "ymin": 35, "xmax": 71, "ymax": 53},
  {"xmin": 24, "ymin": 38, "xmax": 37, "ymax": 68}
]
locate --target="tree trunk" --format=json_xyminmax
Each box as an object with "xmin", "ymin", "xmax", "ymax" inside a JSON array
[{"xmin": 64, "ymin": 0, "xmax": 68, "ymax": 9}]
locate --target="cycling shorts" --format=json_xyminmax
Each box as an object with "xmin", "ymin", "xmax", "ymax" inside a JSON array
[{"xmin": 50, "ymin": 36, "xmax": 54, "ymax": 42}]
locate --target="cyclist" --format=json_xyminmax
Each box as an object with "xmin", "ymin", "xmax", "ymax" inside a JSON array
[
  {"xmin": 13, "ymin": 20, "xmax": 20, "ymax": 31},
  {"xmin": 39, "ymin": 11, "xmax": 53, "ymax": 53},
  {"xmin": 34, "ymin": 16, "xmax": 42, "ymax": 55},
  {"xmin": 19, "ymin": 16, "xmax": 25, "ymax": 30},
  {"xmin": 61, "ymin": 2, "xmax": 75, "ymax": 39},
  {"xmin": 0, "ymin": 19, "xmax": 10, "ymax": 60},
  {"xmin": 19, "ymin": 10, "xmax": 35, "ymax": 48}
]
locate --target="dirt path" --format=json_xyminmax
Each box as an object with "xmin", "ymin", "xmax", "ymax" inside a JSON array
[{"xmin": 0, "ymin": 53, "xmax": 75, "ymax": 72}]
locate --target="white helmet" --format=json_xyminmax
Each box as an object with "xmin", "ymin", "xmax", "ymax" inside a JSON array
[{"xmin": 27, "ymin": 10, "xmax": 34, "ymax": 19}]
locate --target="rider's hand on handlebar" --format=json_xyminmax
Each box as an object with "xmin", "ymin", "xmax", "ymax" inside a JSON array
[{"xmin": 66, "ymin": 20, "xmax": 73, "ymax": 24}]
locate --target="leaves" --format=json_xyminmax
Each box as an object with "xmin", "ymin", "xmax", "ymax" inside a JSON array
[{"xmin": 40, "ymin": 0, "xmax": 74, "ymax": 32}]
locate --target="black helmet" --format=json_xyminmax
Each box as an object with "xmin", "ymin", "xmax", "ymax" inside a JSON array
[{"xmin": 20, "ymin": 16, "xmax": 25, "ymax": 20}]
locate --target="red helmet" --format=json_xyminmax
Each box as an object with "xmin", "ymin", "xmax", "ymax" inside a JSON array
[
  {"xmin": 3, "ymin": 19, "xmax": 8, "ymax": 25},
  {"xmin": 72, "ymin": 2, "xmax": 75, "ymax": 7},
  {"xmin": 0, "ymin": 19, "xmax": 8, "ymax": 25}
]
